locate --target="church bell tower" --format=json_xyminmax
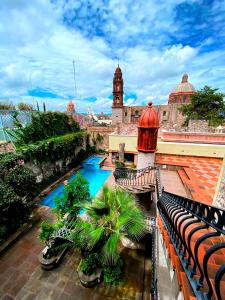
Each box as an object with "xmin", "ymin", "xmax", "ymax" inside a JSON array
[{"xmin": 112, "ymin": 65, "xmax": 124, "ymax": 124}]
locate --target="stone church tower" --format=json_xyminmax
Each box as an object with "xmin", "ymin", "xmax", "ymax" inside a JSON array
[{"xmin": 112, "ymin": 65, "xmax": 124, "ymax": 124}]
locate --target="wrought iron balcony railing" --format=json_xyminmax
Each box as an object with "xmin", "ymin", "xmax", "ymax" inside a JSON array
[
  {"xmin": 158, "ymin": 191, "xmax": 225, "ymax": 300},
  {"xmin": 113, "ymin": 165, "xmax": 157, "ymax": 187}
]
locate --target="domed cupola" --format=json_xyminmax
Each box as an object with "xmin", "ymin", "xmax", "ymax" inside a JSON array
[
  {"xmin": 137, "ymin": 102, "xmax": 159, "ymax": 153},
  {"xmin": 67, "ymin": 100, "xmax": 75, "ymax": 114},
  {"xmin": 168, "ymin": 74, "xmax": 196, "ymax": 104}
]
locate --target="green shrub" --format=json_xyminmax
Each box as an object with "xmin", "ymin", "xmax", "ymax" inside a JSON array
[
  {"xmin": 11, "ymin": 111, "xmax": 80, "ymax": 145},
  {"xmin": 0, "ymin": 225, "xmax": 8, "ymax": 244},
  {"xmin": 54, "ymin": 172, "xmax": 90, "ymax": 218},
  {"xmin": 115, "ymin": 160, "xmax": 125, "ymax": 168},
  {"xmin": 80, "ymin": 253, "xmax": 99, "ymax": 276},
  {"xmin": 39, "ymin": 220, "xmax": 56, "ymax": 242},
  {"xmin": 0, "ymin": 180, "xmax": 28, "ymax": 238},
  {"xmin": 103, "ymin": 258, "xmax": 124, "ymax": 285},
  {"xmin": 19, "ymin": 131, "xmax": 85, "ymax": 162},
  {"xmin": 5, "ymin": 165, "xmax": 36, "ymax": 199}
]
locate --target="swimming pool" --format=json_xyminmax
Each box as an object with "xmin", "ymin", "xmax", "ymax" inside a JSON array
[{"xmin": 40, "ymin": 156, "xmax": 111, "ymax": 208}]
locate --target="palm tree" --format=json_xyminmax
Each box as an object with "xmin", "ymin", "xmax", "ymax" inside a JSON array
[{"xmin": 71, "ymin": 185, "xmax": 146, "ymax": 266}]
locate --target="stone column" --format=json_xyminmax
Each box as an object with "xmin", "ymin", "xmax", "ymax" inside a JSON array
[
  {"xmin": 109, "ymin": 152, "xmax": 112, "ymax": 163},
  {"xmin": 134, "ymin": 154, "xmax": 138, "ymax": 166},
  {"xmin": 118, "ymin": 143, "xmax": 125, "ymax": 162},
  {"xmin": 137, "ymin": 152, "xmax": 155, "ymax": 170}
]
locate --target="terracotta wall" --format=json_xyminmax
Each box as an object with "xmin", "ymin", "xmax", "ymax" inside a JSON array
[{"xmin": 161, "ymin": 132, "xmax": 225, "ymax": 144}]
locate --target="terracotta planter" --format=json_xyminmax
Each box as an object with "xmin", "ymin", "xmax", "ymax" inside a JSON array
[{"xmin": 77, "ymin": 260, "xmax": 102, "ymax": 288}]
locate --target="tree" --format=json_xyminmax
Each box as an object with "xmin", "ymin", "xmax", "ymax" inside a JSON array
[
  {"xmin": 17, "ymin": 102, "xmax": 33, "ymax": 111},
  {"xmin": 179, "ymin": 86, "xmax": 225, "ymax": 126},
  {"xmin": 53, "ymin": 172, "xmax": 90, "ymax": 219},
  {"xmin": 0, "ymin": 102, "xmax": 15, "ymax": 110}
]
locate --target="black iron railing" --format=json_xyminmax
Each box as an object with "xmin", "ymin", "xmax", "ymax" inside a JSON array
[
  {"xmin": 150, "ymin": 217, "xmax": 159, "ymax": 300},
  {"xmin": 155, "ymin": 167, "xmax": 163, "ymax": 200},
  {"xmin": 113, "ymin": 166, "xmax": 157, "ymax": 186},
  {"xmin": 158, "ymin": 191, "xmax": 225, "ymax": 300}
]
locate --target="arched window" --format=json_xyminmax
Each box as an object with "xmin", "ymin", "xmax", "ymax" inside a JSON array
[{"xmin": 182, "ymin": 95, "xmax": 187, "ymax": 103}]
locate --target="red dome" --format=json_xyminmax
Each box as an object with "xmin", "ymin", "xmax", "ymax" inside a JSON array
[
  {"xmin": 115, "ymin": 64, "xmax": 122, "ymax": 73},
  {"xmin": 67, "ymin": 100, "xmax": 75, "ymax": 113},
  {"xmin": 138, "ymin": 102, "xmax": 159, "ymax": 129}
]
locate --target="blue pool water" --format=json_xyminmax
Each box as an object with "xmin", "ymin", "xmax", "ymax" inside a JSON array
[{"xmin": 40, "ymin": 156, "xmax": 111, "ymax": 208}]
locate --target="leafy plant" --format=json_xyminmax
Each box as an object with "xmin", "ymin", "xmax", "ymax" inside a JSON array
[
  {"xmin": 0, "ymin": 102, "xmax": 15, "ymax": 110},
  {"xmin": 39, "ymin": 220, "xmax": 56, "ymax": 243},
  {"xmin": 5, "ymin": 165, "xmax": 36, "ymax": 199},
  {"xmin": 19, "ymin": 131, "xmax": 85, "ymax": 162},
  {"xmin": 71, "ymin": 186, "xmax": 146, "ymax": 267},
  {"xmin": 0, "ymin": 226, "xmax": 8, "ymax": 244},
  {"xmin": 179, "ymin": 86, "xmax": 225, "ymax": 126},
  {"xmin": 53, "ymin": 172, "xmax": 90, "ymax": 219},
  {"xmin": 103, "ymin": 258, "xmax": 124, "ymax": 285},
  {"xmin": 79, "ymin": 253, "xmax": 99, "ymax": 276},
  {"xmin": 11, "ymin": 111, "xmax": 80, "ymax": 145},
  {"xmin": 17, "ymin": 102, "xmax": 33, "ymax": 111},
  {"xmin": 115, "ymin": 160, "xmax": 125, "ymax": 168},
  {"xmin": 0, "ymin": 180, "xmax": 28, "ymax": 240}
]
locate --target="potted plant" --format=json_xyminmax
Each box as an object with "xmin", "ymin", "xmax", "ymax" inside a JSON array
[
  {"xmin": 38, "ymin": 173, "xmax": 90, "ymax": 270},
  {"xmin": 77, "ymin": 253, "xmax": 102, "ymax": 287},
  {"xmin": 72, "ymin": 186, "xmax": 146, "ymax": 286}
]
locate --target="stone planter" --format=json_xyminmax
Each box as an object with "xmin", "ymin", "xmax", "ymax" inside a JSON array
[
  {"xmin": 38, "ymin": 245, "xmax": 68, "ymax": 270},
  {"xmin": 77, "ymin": 260, "xmax": 102, "ymax": 288}
]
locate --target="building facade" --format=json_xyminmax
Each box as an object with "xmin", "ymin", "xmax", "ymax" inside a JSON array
[{"xmin": 111, "ymin": 66, "xmax": 196, "ymax": 129}]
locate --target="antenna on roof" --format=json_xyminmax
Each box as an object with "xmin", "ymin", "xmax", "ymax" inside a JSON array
[{"xmin": 72, "ymin": 59, "xmax": 77, "ymax": 101}]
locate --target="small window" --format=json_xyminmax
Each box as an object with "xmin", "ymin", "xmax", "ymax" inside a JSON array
[
  {"xmin": 182, "ymin": 96, "xmax": 187, "ymax": 103},
  {"xmin": 135, "ymin": 110, "xmax": 139, "ymax": 116},
  {"xmin": 124, "ymin": 112, "xmax": 127, "ymax": 117},
  {"xmin": 163, "ymin": 111, "xmax": 167, "ymax": 116}
]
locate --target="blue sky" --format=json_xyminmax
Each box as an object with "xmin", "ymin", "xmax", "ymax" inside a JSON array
[{"xmin": 0, "ymin": 0, "xmax": 225, "ymax": 113}]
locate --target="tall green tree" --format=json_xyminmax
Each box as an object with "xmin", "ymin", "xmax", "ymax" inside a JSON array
[{"xmin": 179, "ymin": 86, "xmax": 225, "ymax": 126}]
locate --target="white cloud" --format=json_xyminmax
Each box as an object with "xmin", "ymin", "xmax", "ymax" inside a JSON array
[{"xmin": 0, "ymin": 0, "xmax": 224, "ymax": 114}]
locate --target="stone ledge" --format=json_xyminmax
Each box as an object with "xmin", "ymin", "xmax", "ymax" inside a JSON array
[{"xmin": 0, "ymin": 215, "xmax": 41, "ymax": 256}]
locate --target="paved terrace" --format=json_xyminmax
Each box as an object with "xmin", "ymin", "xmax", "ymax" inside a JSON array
[{"xmin": 0, "ymin": 167, "xmax": 152, "ymax": 300}]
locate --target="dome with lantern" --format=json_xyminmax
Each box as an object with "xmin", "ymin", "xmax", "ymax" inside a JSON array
[{"xmin": 168, "ymin": 74, "xmax": 196, "ymax": 104}]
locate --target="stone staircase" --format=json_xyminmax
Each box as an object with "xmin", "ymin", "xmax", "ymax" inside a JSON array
[{"xmin": 120, "ymin": 184, "xmax": 155, "ymax": 194}]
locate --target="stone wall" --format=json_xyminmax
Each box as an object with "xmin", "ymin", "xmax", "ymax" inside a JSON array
[
  {"xmin": 86, "ymin": 125, "xmax": 116, "ymax": 149},
  {"xmin": 112, "ymin": 107, "xmax": 124, "ymax": 124},
  {"xmin": 188, "ymin": 120, "xmax": 211, "ymax": 132},
  {"xmin": 25, "ymin": 141, "xmax": 86, "ymax": 183},
  {"xmin": 118, "ymin": 103, "xmax": 186, "ymax": 130},
  {"xmin": 0, "ymin": 141, "xmax": 15, "ymax": 154}
]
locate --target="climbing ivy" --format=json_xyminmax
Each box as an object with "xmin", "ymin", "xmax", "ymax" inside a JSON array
[
  {"xmin": 11, "ymin": 111, "xmax": 80, "ymax": 145},
  {"xmin": 19, "ymin": 131, "xmax": 86, "ymax": 162}
]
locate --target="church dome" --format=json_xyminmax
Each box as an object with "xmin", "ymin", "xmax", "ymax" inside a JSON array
[
  {"xmin": 67, "ymin": 100, "xmax": 75, "ymax": 113},
  {"xmin": 172, "ymin": 74, "xmax": 195, "ymax": 93},
  {"xmin": 138, "ymin": 102, "xmax": 159, "ymax": 129}
]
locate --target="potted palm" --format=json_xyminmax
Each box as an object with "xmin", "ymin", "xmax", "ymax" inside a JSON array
[
  {"xmin": 73, "ymin": 185, "xmax": 146, "ymax": 286},
  {"xmin": 39, "ymin": 173, "xmax": 90, "ymax": 270}
]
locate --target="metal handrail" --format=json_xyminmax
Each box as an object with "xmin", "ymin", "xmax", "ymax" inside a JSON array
[
  {"xmin": 158, "ymin": 191, "xmax": 225, "ymax": 300},
  {"xmin": 113, "ymin": 165, "xmax": 157, "ymax": 187},
  {"xmin": 150, "ymin": 217, "xmax": 159, "ymax": 300}
]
